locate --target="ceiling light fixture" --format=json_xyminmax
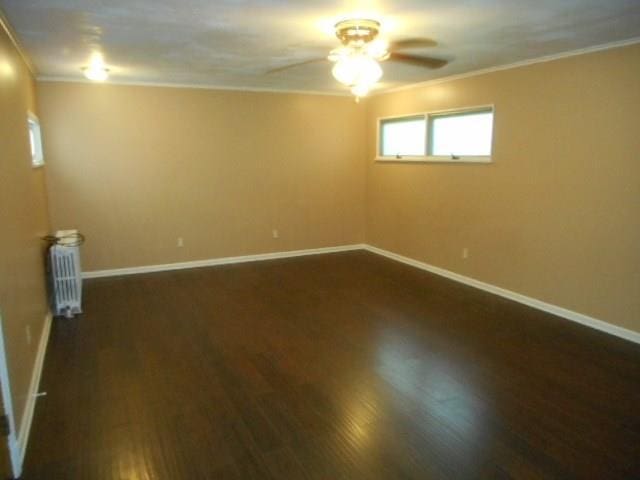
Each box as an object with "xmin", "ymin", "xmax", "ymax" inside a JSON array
[
  {"xmin": 269, "ymin": 18, "xmax": 447, "ymax": 99},
  {"xmin": 332, "ymin": 53, "xmax": 382, "ymax": 88},
  {"xmin": 328, "ymin": 19, "xmax": 389, "ymax": 101},
  {"xmin": 82, "ymin": 53, "xmax": 110, "ymax": 82},
  {"xmin": 82, "ymin": 66, "xmax": 109, "ymax": 81}
]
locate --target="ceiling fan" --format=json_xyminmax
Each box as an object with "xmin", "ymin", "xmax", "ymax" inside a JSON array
[{"xmin": 269, "ymin": 18, "xmax": 448, "ymax": 99}]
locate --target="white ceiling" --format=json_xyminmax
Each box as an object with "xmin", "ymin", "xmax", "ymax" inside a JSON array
[{"xmin": 2, "ymin": 0, "xmax": 640, "ymax": 94}]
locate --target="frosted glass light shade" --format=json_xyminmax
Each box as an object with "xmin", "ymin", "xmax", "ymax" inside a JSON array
[
  {"xmin": 83, "ymin": 66, "xmax": 109, "ymax": 81},
  {"xmin": 351, "ymin": 83, "xmax": 371, "ymax": 97},
  {"xmin": 332, "ymin": 54, "xmax": 382, "ymax": 87}
]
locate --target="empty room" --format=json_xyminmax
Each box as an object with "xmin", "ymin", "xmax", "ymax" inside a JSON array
[{"xmin": 1, "ymin": 0, "xmax": 639, "ymax": 478}]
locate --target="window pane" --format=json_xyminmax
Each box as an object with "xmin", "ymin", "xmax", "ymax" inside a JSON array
[
  {"xmin": 380, "ymin": 116, "xmax": 426, "ymax": 157},
  {"xmin": 429, "ymin": 110, "xmax": 493, "ymax": 157},
  {"xmin": 27, "ymin": 116, "xmax": 44, "ymax": 166},
  {"xmin": 29, "ymin": 126, "xmax": 36, "ymax": 157}
]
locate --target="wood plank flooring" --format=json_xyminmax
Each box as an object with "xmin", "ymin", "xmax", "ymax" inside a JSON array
[{"xmin": 23, "ymin": 251, "xmax": 640, "ymax": 479}]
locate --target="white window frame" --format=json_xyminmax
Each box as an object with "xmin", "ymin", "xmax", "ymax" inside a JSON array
[
  {"xmin": 377, "ymin": 114, "xmax": 427, "ymax": 161},
  {"xmin": 375, "ymin": 104, "xmax": 495, "ymax": 164},
  {"xmin": 27, "ymin": 112, "xmax": 44, "ymax": 168}
]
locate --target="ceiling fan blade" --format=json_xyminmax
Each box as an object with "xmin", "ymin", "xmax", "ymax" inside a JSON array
[
  {"xmin": 389, "ymin": 38, "xmax": 438, "ymax": 51},
  {"xmin": 389, "ymin": 52, "xmax": 448, "ymax": 69},
  {"xmin": 266, "ymin": 58, "xmax": 327, "ymax": 74}
]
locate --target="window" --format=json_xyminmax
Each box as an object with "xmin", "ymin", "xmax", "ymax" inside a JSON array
[
  {"xmin": 428, "ymin": 107, "xmax": 493, "ymax": 158},
  {"xmin": 376, "ymin": 106, "xmax": 494, "ymax": 163},
  {"xmin": 28, "ymin": 113, "xmax": 44, "ymax": 167},
  {"xmin": 379, "ymin": 115, "xmax": 426, "ymax": 158}
]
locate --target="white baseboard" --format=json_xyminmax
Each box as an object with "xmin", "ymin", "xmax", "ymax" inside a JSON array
[
  {"xmin": 82, "ymin": 244, "xmax": 367, "ymax": 279},
  {"xmin": 363, "ymin": 244, "xmax": 640, "ymax": 345},
  {"xmin": 15, "ymin": 312, "xmax": 52, "ymax": 477},
  {"xmin": 81, "ymin": 242, "xmax": 639, "ymax": 345}
]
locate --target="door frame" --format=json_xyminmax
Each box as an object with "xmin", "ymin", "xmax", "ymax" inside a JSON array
[{"xmin": 0, "ymin": 311, "xmax": 20, "ymax": 478}]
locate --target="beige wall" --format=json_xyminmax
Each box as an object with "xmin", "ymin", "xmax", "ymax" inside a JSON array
[
  {"xmin": 365, "ymin": 44, "xmax": 640, "ymax": 333},
  {"xmin": 38, "ymin": 83, "xmax": 366, "ymax": 271},
  {"xmin": 0, "ymin": 27, "xmax": 51, "ymax": 431},
  {"xmin": 36, "ymin": 44, "xmax": 640, "ymax": 334}
]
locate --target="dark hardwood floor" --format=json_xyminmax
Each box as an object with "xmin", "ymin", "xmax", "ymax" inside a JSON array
[{"xmin": 23, "ymin": 251, "xmax": 640, "ymax": 479}]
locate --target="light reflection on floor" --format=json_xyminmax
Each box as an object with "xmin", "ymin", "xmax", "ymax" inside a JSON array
[{"xmin": 373, "ymin": 325, "xmax": 495, "ymax": 474}]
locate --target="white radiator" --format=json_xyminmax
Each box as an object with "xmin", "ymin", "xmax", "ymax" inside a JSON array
[{"xmin": 50, "ymin": 231, "xmax": 83, "ymax": 318}]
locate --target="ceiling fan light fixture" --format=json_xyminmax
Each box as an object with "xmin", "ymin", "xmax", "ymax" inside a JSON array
[
  {"xmin": 269, "ymin": 17, "xmax": 445, "ymax": 100},
  {"xmin": 329, "ymin": 18, "xmax": 388, "ymax": 99},
  {"xmin": 350, "ymin": 83, "xmax": 371, "ymax": 98},
  {"xmin": 327, "ymin": 46, "xmax": 352, "ymax": 62},
  {"xmin": 331, "ymin": 53, "xmax": 382, "ymax": 87},
  {"xmin": 335, "ymin": 18, "xmax": 381, "ymax": 45},
  {"xmin": 82, "ymin": 52, "xmax": 110, "ymax": 82},
  {"xmin": 82, "ymin": 65, "xmax": 109, "ymax": 82},
  {"xmin": 365, "ymin": 39, "xmax": 390, "ymax": 60}
]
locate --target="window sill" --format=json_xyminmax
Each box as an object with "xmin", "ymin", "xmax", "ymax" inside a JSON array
[{"xmin": 375, "ymin": 156, "xmax": 492, "ymax": 164}]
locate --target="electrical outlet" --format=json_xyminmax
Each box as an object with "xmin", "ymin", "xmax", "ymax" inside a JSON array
[
  {"xmin": 272, "ymin": 229, "xmax": 279, "ymax": 239},
  {"xmin": 26, "ymin": 325, "xmax": 32, "ymax": 345},
  {"xmin": 177, "ymin": 237, "xmax": 184, "ymax": 248},
  {"xmin": 462, "ymin": 247, "xmax": 469, "ymax": 259}
]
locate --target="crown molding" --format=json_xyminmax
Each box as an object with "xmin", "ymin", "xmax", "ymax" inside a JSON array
[
  {"xmin": 11, "ymin": 7, "xmax": 640, "ymax": 101},
  {"xmin": 0, "ymin": 7, "xmax": 35, "ymax": 75},
  {"xmin": 373, "ymin": 36, "xmax": 640, "ymax": 96},
  {"xmin": 36, "ymin": 75, "xmax": 353, "ymax": 98}
]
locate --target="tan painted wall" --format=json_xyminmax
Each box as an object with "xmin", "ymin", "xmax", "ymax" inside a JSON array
[
  {"xmin": 37, "ymin": 83, "xmax": 366, "ymax": 272},
  {"xmin": 0, "ymin": 27, "xmax": 51, "ymax": 431},
  {"xmin": 365, "ymin": 43, "xmax": 640, "ymax": 333},
  {"xmin": 35, "ymin": 43, "xmax": 640, "ymax": 335}
]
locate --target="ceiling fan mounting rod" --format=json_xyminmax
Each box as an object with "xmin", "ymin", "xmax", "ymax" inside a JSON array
[{"xmin": 335, "ymin": 19, "xmax": 381, "ymax": 45}]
